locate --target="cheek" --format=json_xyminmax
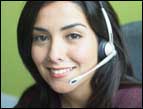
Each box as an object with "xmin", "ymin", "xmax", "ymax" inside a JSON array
[
  {"xmin": 70, "ymin": 41, "xmax": 98, "ymax": 65},
  {"xmin": 72, "ymin": 46, "xmax": 89, "ymax": 63},
  {"xmin": 31, "ymin": 46, "xmax": 48, "ymax": 65}
]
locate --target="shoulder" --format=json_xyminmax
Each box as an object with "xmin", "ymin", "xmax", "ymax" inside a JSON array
[
  {"xmin": 14, "ymin": 84, "xmax": 41, "ymax": 108},
  {"xmin": 113, "ymin": 84, "xmax": 142, "ymax": 108}
]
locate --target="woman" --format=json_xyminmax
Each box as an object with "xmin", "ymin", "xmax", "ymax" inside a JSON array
[{"xmin": 15, "ymin": 1, "xmax": 142, "ymax": 108}]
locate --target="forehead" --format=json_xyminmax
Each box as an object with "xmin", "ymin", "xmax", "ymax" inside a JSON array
[
  {"xmin": 34, "ymin": 1, "xmax": 90, "ymax": 29},
  {"xmin": 38, "ymin": 1, "xmax": 83, "ymax": 17}
]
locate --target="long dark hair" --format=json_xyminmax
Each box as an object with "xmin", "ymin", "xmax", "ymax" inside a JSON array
[{"xmin": 17, "ymin": 1, "xmax": 140, "ymax": 108}]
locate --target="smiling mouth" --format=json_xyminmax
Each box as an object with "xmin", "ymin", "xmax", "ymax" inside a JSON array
[{"xmin": 47, "ymin": 67, "xmax": 76, "ymax": 78}]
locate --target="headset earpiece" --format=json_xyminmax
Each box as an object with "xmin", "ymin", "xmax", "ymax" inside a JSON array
[{"xmin": 99, "ymin": 39, "xmax": 114, "ymax": 59}]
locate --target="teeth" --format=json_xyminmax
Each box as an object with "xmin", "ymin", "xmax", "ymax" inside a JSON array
[{"xmin": 50, "ymin": 68, "xmax": 72, "ymax": 74}]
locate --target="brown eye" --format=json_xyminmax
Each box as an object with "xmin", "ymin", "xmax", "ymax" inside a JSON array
[
  {"xmin": 33, "ymin": 35, "xmax": 49, "ymax": 42},
  {"xmin": 66, "ymin": 33, "xmax": 82, "ymax": 40}
]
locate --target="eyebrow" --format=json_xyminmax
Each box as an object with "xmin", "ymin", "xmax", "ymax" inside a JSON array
[
  {"xmin": 33, "ymin": 23, "xmax": 87, "ymax": 33},
  {"xmin": 61, "ymin": 23, "xmax": 87, "ymax": 30},
  {"xmin": 33, "ymin": 26, "xmax": 49, "ymax": 33}
]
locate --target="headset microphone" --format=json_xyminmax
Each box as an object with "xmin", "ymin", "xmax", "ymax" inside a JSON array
[
  {"xmin": 69, "ymin": 50, "xmax": 116, "ymax": 85},
  {"xmin": 69, "ymin": 2, "xmax": 117, "ymax": 86}
]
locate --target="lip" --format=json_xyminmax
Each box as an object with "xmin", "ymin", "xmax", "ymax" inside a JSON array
[
  {"xmin": 47, "ymin": 66, "xmax": 76, "ymax": 78},
  {"xmin": 48, "ymin": 67, "xmax": 74, "ymax": 70},
  {"xmin": 50, "ymin": 73, "xmax": 69, "ymax": 78}
]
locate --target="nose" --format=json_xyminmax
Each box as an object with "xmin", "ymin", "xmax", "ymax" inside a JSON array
[{"xmin": 47, "ymin": 40, "xmax": 66, "ymax": 64}]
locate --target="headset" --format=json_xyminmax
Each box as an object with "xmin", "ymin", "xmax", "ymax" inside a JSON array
[{"xmin": 69, "ymin": 1, "xmax": 117, "ymax": 85}]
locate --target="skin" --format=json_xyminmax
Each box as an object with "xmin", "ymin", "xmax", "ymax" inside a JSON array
[{"xmin": 31, "ymin": 1, "xmax": 98, "ymax": 108}]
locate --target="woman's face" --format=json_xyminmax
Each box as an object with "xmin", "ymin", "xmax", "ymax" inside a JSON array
[{"xmin": 32, "ymin": 1, "xmax": 98, "ymax": 93}]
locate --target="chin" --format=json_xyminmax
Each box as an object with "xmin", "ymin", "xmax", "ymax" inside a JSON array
[{"xmin": 49, "ymin": 82, "xmax": 76, "ymax": 94}]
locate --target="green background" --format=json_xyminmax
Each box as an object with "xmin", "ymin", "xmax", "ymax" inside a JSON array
[{"xmin": 1, "ymin": 1, "xmax": 142, "ymax": 98}]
